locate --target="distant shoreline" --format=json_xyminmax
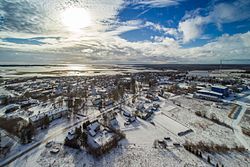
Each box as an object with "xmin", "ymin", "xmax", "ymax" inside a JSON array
[
  {"xmin": 0, "ymin": 64, "xmax": 64, "ymax": 67},
  {"xmin": 0, "ymin": 64, "xmax": 250, "ymax": 71}
]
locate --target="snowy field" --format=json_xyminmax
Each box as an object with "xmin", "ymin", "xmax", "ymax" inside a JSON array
[
  {"xmin": 1, "ymin": 86, "xmax": 250, "ymax": 167},
  {"xmin": 153, "ymin": 113, "xmax": 190, "ymax": 136},
  {"xmin": 7, "ymin": 111, "xmax": 250, "ymax": 167}
]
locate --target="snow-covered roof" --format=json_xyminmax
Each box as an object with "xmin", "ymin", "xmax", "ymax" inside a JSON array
[
  {"xmin": 91, "ymin": 130, "xmax": 114, "ymax": 148},
  {"xmin": 89, "ymin": 129, "xmax": 96, "ymax": 137},
  {"xmin": 110, "ymin": 118, "xmax": 118, "ymax": 128},
  {"xmin": 211, "ymin": 85, "xmax": 228, "ymax": 90},
  {"xmin": 197, "ymin": 89, "xmax": 223, "ymax": 96},
  {"xmin": 29, "ymin": 107, "xmax": 68, "ymax": 122},
  {"xmin": 87, "ymin": 121, "xmax": 100, "ymax": 131},
  {"xmin": 195, "ymin": 93, "xmax": 219, "ymax": 99}
]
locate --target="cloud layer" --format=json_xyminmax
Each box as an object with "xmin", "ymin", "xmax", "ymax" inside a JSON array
[{"xmin": 0, "ymin": 0, "xmax": 250, "ymax": 64}]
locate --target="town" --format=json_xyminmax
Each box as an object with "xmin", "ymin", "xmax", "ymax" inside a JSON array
[{"xmin": 0, "ymin": 69, "xmax": 250, "ymax": 167}]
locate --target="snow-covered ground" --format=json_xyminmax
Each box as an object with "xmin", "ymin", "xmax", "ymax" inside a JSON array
[{"xmin": 1, "ymin": 85, "xmax": 250, "ymax": 167}]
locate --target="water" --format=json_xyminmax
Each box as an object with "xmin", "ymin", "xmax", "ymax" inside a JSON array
[{"xmin": 0, "ymin": 64, "xmax": 141, "ymax": 79}]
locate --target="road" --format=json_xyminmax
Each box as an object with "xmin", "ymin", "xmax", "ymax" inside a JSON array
[
  {"xmin": 231, "ymin": 101, "xmax": 250, "ymax": 150},
  {"xmin": 0, "ymin": 96, "xmax": 133, "ymax": 167}
]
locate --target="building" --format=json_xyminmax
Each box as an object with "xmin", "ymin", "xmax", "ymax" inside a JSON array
[
  {"xmin": 87, "ymin": 121, "xmax": 100, "ymax": 137},
  {"xmin": 2, "ymin": 104, "xmax": 20, "ymax": 114},
  {"xmin": 196, "ymin": 89, "xmax": 223, "ymax": 98},
  {"xmin": 0, "ymin": 95, "xmax": 8, "ymax": 105},
  {"xmin": 29, "ymin": 108, "xmax": 68, "ymax": 127},
  {"xmin": 211, "ymin": 85, "xmax": 229, "ymax": 97},
  {"xmin": 187, "ymin": 71, "xmax": 209, "ymax": 77},
  {"xmin": 193, "ymin": 93, "xmax": 221, "ymax": 102}
]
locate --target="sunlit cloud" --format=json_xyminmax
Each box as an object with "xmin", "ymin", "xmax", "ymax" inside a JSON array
[{"xmin": 0, "ymin": 0, "xmax": 250, "ymax": 64}]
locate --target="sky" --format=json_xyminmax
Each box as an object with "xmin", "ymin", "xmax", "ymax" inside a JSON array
[{"xmin": 0, "ymin": 0, "xmax": 250, "ymax": 64}]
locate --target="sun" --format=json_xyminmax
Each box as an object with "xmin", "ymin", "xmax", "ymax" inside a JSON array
[{"xmin": 61, "ymin": 7, "xmax": 91, "ymax": 32}]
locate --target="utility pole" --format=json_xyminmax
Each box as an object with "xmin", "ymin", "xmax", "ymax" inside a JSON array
[{"xmin": 0, "ymin": 131, "xmax": 2, "ymax": 148}]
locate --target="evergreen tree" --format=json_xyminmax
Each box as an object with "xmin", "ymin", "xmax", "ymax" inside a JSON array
[
  {"xmin": 207, "ymin": 155, "xmax": 211, "ymax": 163},
  {"xmin": 26, "ymin": 123, "xmax": 35, "ymax": 143},
  {"xmin": 43, "ymin": 115, "xmax": 50, "ymax": 128},
  {"xmin": 81, "ymin": 131, "xmax": 88, "ymax": 146},
  {"xmin": 131, "ymin": 78, "xmax": 136, "ymax": 94},
  {"xmin": 75, "ymin": 126, "xmax": 82, "ymax": 138},
  {"xmin": 20, "ymin": 128, "xmax": 27, "ymax": 144},
  {"xmin": 199, "ymin": 151, "xmax": 202, "ymax": 158}
]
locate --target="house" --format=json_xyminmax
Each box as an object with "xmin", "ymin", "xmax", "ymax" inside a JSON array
[
  {"xmin": 90, "ymin": 130, "xmax": 114, "ymax": 148},
  {"xmin": 157, "ymin": 77, "xmax": 170, "ymax": 85},
  {"xmin": 104, "ymin": 99, "xmax": 113, "ymax": 106},
  {"xmin": 0, "ymin": 95, "xmax": 8, "ymax": 105},
  {"xmin": 136, "ymin": 103, "xmax": 145, "ymax": 111},
  {"xmin": 123, "ymin": 110, "xmax": 131, "ymax": 117},
  {"xmin": 87, "ymin": 121, "xmax": 100, "ymax": 137},
  {"xmin": 2, "ymin": 104, "xmax": 20, "ymax": 114},
  {"xmin": 109, "ymin": 118, "xmax": 119, "ymax": 129},
  {"xmin": 92, "ymin": 95, "xmax": 102, "ymax": 106},
  {"xmin": 18, "ymin": 99, "xmax": 37, "ymax": 108},
  {"xmin": 153, "ymin": 103, "xmax": 160, "ymax": 109},
  {"xmin": 146, "ymin": 94, "xmax": 159, "ymax": 101},
  {"xmin": 128, "ymin": 116, "xmax": 136, "ymax": 123}
]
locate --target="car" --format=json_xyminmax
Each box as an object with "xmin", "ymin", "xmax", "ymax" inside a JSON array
[
  {"xmin": 150, "ymin": 121, "xmax": 155, "ymax": 126},
  {"xmin": 45, "ymin": 141, "xmax": 53, "ymax": 148},
  {"xmin": 173, "ymin": 143, "xmax": 181, "ymax": 147},
  {"xmin": 50, "ymin": 147, "xmax": 60, "ymax": 154},
  {"xmin": 68, "ymin": 129, "xmax": 75, "ymax": 135},
  {"xmin": 124, "ymin": 121, "xmax": 130, "ymax": 126},
  {"xmin": 164, "ymin": 137, "xmax": 171, "ymax": 141}
]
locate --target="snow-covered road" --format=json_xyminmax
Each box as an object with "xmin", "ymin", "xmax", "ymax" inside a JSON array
[{"xmin": 231, "ymin": 101, "xmax": 250, "ymax": 150}]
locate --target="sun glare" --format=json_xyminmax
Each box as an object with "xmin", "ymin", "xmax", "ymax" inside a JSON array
[{"xmin": 61, "ymin": 7, "xmax": 91, "ymax": 32}]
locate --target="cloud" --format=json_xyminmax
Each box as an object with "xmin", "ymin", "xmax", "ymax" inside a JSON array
[
  {"xmin": 145, "ymin": 21, "xmax": 178, "ymax": 37},
  {"xmin": 130, "ymin": 0, "xmax": 185, "ymax": 8},
  {"xmin": 0, "ymin": 0, "xmax": 250, "ymax": 64},
  {"xmin": 178, "ymin": 16, "xmax": 210, "ymax": 43},
  {"xmin": 178, "ymin": 0, "xmax": 250, "ymax": 43}
]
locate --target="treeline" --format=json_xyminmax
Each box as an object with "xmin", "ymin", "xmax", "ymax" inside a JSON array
[
  {"xmin": 183, "ymin": 141, "xmax": 246, "ymax": 153},
  {"xmin": 20, "ymin": 122, "xmax": 35, "ymax": 144},
  {"xmin": 183, "ymin": 141, "xmax": 247, "ymax": 167},
  {"xmin": 241, "ymin": 127, "xmax": 250, "ymax": 137},
  {"xmin": 0, "ymin": 117, "xmax": 35, "ymax": 144},
  {"xmin": 195, "ymin": 111, "xmax": 232, "ymax": 130}
]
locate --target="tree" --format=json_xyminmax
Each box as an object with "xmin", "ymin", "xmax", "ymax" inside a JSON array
[
  {"xmin": 80, "ymin": 131, "xmax": 88, "ymax": 146},
  {"xmin": 199, "ymin": 151, "xmax": 202, "ymax": 158},
  {"xmin": 130, "ymin": 78, "xmax": 136, "ymax": 94},
  {"xmin": 132, "ymin": 95, "xmax": 136, "ymax": 104},
  {"xmin": 82, "ymin": 121, "xmax": 90, "ymax": 130},
  {"xmin": 117, "ymin": 85, "xmax": 124, "ymax": 100},
  {"xmin": 111, "ymin": 89, "xmax": 119, "ymax": 102},
  {"xmin": 20, "ymin": 128, "xmax": 27, "ymax": 144},
  {"xmin": 42, "ymin": 115, "xmax": 50, "ymax": 129},
  {"xmin": 195, "ymin": 150, "xmax": 199, "ymax": 156},
  {"xmin": 207, "ymin": 155, "xmax": 211, "ymax": 163},
  {"xmin": 75, "ymin": 126, "xmax": 82, "ymax": 138},
  {"xmin": 26, "ymin": 123, "xmax": 35, "ymax": 143},
  {"xmin": 103, "ymin": 114, "xmax": 108, "ymax": 126}
]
